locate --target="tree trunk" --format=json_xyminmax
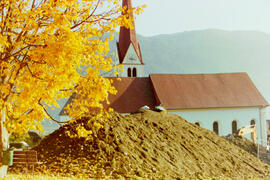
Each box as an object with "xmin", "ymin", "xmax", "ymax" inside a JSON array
[{"xmin": 0, "ymin": 109, "xmax": 9, "ymax": 178}]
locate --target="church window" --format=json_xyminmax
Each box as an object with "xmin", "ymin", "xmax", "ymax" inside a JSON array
[
  {"xmin": 250, "ymin": 119, "xmax": 255, "ymax": 126},
  {"xmin": 128, "ymin": 68, "xmax": 131, "ymax": 77},
  {"xmin": 250, "ymin": 119, "xmax": 256, "ymax": 139},
  {"xmin": 132, "ymin": 68, "xmax": 137, "ymax": 77},
  {"xmin": 232, "ymin": 120, "xmax": 237, "ymax": 134},
  {"xmin": 213, "ymin": 121, "xmax": 219, "ymax": 135}
]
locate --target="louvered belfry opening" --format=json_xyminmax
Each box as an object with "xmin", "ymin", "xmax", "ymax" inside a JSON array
[
  {"xmin": 128, "ymin": 68, "xmax": 132, "ymax": 77},
  {"xmin": 132, "ymin": 68, "xmax": 137, "ymax": 77}
]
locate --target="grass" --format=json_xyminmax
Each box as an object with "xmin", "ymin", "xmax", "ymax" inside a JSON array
[
  {"xmin": 4, "ymin": 174, "xmax": 149, "ymax": 180},
  {"xmin": 4, "ymin": 174, "xmax": 74, "ymax": 180},
  {"xmin": 4, "ymin": 174, "xmax": 89, "ymax": 180}
]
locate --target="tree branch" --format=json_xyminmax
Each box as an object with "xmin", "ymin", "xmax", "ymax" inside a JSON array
[
  {"xmin": 59, "ymin": 85, "xmax": 78, "ymax": 92},
  {"xmin": 26, "ymin": 63, "xmax": 45, "ymax": 81},
  {"xmin": 38, "ymin": 99, "xmax": 70, "ymax": 124},
  {"xmin": 71, "ymin": 0, "xmax": 101, "ymax": 29},
  {"xmin": 31, "ymin": 0, "xmax": 36, "ymax": 9}
]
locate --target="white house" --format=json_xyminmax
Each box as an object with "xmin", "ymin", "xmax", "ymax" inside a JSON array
[{"xmin": 59, "ymin": 0, "xmax": 269, "ymax": 145}]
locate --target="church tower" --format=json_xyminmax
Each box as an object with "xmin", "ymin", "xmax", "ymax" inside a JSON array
[{"xmin": 117, "ymin": 0, "xmax": 144, "ymax": 77}]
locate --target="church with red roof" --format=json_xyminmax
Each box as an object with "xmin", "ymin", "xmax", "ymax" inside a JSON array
[{"xmin": 60, "ymin": 0, "xmax": 269, "ymax": 145}]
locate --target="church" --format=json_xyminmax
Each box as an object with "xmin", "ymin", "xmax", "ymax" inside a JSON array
[{"xmin": 60, "ymin": 0, "xmax": 269, "ymax": 145}]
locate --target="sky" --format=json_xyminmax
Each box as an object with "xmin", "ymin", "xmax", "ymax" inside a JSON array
[{"xmin": 132, "ymin": 0, "xmax": 270, "ymax": 37}]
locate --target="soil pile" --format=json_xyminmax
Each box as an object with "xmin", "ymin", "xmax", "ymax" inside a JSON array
[
  {"xmin": 224, "ymin": 135, "xmax": 270, "ymax": 165},
  {"xmin": 34, "ymin": 110, "xmax": 270, "ymax": 179}
]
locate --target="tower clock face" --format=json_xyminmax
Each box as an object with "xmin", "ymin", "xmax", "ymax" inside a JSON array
[{"xmin": 128, "ymin": 53, "xmax": 136, "ymax": 61}]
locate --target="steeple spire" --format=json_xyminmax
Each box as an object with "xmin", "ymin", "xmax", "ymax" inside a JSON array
[{"xmin": 117, "ymin": 0, "xmax": 143, "ymax": 64}]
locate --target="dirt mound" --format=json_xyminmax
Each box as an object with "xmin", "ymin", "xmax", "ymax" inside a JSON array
[
  {"xmin": 224, "ymin": 135, "xmax": 270, "ymax": 165},
  {"xmin": 34, "ymin": 110, "xmax": 270, "ymax": 179}
]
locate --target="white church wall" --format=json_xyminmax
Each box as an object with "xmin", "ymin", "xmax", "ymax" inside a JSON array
[
  {"xmin": 170, "ymin": 107, "xmax": 267, "ymax": 145},
  {"xmin": 122, "ymin": 44, "xmax": 141, "ymax": 64},
  {"xmin": 116, "ymin": 43, "xmax": 144, "ymax": 77},
  {"xmin": 259, "ymin": 107, "xmax": 269, "ymax": 145}
]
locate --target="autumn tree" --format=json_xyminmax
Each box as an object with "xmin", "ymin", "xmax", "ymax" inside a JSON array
[{"xmin": 0, "ymin": 0, "xmax": 144, "ymax": 176}]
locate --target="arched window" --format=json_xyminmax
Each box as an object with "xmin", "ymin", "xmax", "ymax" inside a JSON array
[
  {"xmin": 195, "ymin": 122, "xmax": 200, "ymax": 127},
  {"xmin": 251, "ymin": 119, "xmax": 255, "ymax": 126},
  {"xmin": 127, "ymin": 68, "xmax": 131, "ymax": 77},
  {"xmin": 232, "ymin": 120, "xmax": 237, "ymax": 134},
  {"xmin": 132, "ymin": 68, "xmax": 137, "ymax": 77},
  {"xmin": 213, "ymin": 121, "xmax": 219, "ymax": 135},
  {"xmin": 250, "ymin": 119, "xmax": 256, "ymax": 139}
]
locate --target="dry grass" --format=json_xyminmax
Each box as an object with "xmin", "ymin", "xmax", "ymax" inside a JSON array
[
  {"xmin": 4, "ymin": 174, "xmax": 145, "ymax": 180},
  {"xmin": 4, "ymin": 174, "xmax": 87, "ymax": 180}
]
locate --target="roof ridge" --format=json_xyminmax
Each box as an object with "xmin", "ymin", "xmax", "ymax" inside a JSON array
[{"xmin": 150, "ymin": 72, "xmax": 248, "ymax": 76}]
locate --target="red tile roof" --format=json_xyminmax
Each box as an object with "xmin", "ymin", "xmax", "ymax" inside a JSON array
[
  {"xmin": 60, "ymin": 77, "xmax": 156, "ymax": 115},
  {"xmin": 60, "ymin": 73, "xmax": 268, "ymax": 115},
  {"xmin": 150, "ymin": 73, "xmax": 269, "ymax": 110},
  {"xmin": 103, "ymin": 77, "xmax": 156, "ymax": 113},
  {"xmin": 117, "ymin": 0, "xmax": 143, "ymax": 64}
]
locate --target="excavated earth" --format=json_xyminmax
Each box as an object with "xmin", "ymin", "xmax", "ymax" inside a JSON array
[
  {"xmin": 224, "ymin": 135, "xmax": 270, "ymax": 165},
  {"xmin": 33, "ymin": 110, "xmax": 270, "ymax": 179}
]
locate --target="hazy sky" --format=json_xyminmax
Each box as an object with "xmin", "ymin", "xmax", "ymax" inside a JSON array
[{"xmin": 132, "ymin": 0, "xmax": 270, "ymax": 36}]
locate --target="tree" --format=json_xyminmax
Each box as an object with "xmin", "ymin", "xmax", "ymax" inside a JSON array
[{"xmin": 0, "ymin": 0, "xmax": 144, "ymax": 176}]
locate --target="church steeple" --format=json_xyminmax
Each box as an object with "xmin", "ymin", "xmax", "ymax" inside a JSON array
[{"xmin": 117, "ymin": 0, "xmax": 144, "ymax": 77}]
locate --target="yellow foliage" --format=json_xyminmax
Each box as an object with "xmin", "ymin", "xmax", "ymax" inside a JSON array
[
  {"xmin": 76, "ymin": 125, "xmax": 92, "ymax": 138},
  {"xmin": 0, "ymin": 0, "xmax": 145, "ymax": 134}
]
